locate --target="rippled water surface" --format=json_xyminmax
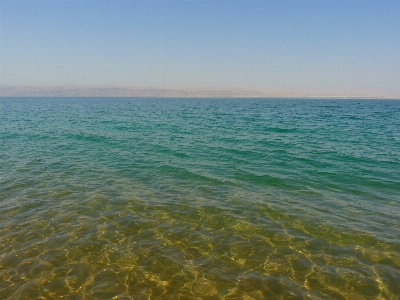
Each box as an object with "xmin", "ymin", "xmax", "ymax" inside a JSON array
[{"xmin": 1, "ymin": 98, "xmax": 400, "ymax": 299}]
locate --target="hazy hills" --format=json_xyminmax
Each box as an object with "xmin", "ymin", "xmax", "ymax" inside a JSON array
[
  {"xmin": 0, "ymin": 85, "xmax": 264, "ymax": 98},
  {"xmin": 0, "ymin": 85, "xmax": 397, "ymax": 99}
]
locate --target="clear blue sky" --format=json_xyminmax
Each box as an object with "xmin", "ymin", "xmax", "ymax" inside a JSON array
[{"xmin": 1, "ymin": 0, "xmax": 399, "ymax": 96}]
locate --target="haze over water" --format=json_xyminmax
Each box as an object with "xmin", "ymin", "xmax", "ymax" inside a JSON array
[{"xmin": 1, "ymin": 98, "xmax": 400, "ymax": 299}]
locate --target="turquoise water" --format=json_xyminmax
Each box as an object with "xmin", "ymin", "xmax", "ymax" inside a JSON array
[{"xmin": 0, "ymin": 98, "xmax": 399, "ymax": 299}]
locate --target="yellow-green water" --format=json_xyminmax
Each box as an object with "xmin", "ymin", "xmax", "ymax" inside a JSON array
[{"xmin": 1, "ymin": 98, "xmax": 399, "ymax": 299}]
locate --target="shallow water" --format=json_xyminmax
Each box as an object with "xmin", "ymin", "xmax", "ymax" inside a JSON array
[{"xmin": 0, "ymin": 98, "xmax": 399, "ymax": 299}]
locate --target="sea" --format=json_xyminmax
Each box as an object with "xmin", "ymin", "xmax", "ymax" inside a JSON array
[{"xmin": 0, "ymin": 97, "xmax": 399, "ymax": 299}]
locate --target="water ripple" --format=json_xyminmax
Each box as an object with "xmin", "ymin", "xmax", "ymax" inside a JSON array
[{"xmin": 1, "ymin": 98, "xmax": 399, "ymax": 299}]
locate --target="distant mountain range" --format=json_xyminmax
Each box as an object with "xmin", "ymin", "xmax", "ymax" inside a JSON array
[
  {"xmin": 0, "ymin": 85, "xmax": 397, "ymax": 99},
  {"xmin": 0, "ymin": 85, "xmax": 265, "ymax": 98}
]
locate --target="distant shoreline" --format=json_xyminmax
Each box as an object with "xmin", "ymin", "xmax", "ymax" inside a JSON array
[
  {"xmin": 1, "ymin": 85, "xmax": 399, "ymax": 99},
  {"xmin": 1, "ymin": 96, "xmax": 399, "ymax": 100}
]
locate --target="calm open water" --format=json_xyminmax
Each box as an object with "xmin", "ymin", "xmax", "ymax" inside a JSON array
[{"xmin": 0, "ymin": 98, "xmax": 399, "ymax": 299}]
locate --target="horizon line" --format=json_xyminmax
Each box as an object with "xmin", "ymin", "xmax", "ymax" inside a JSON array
[{"xmin": 1, "ymin": 84, "xmax": 399, "ymax": 99}]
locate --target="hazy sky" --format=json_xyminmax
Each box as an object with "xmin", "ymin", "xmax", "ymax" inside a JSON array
[{"xmin": 1, "ymin": 0, "xmax": 399, "ymax": 97}]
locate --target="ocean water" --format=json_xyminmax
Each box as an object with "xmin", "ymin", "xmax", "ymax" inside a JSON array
[{"xmin": 0, "ymin": 97, "xmax": 399, "ymax": 299}]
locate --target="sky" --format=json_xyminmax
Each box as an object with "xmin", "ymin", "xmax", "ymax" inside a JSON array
[{"xmin": 1, "ymin": 0, "xmax": 400, "ymax": 97}]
